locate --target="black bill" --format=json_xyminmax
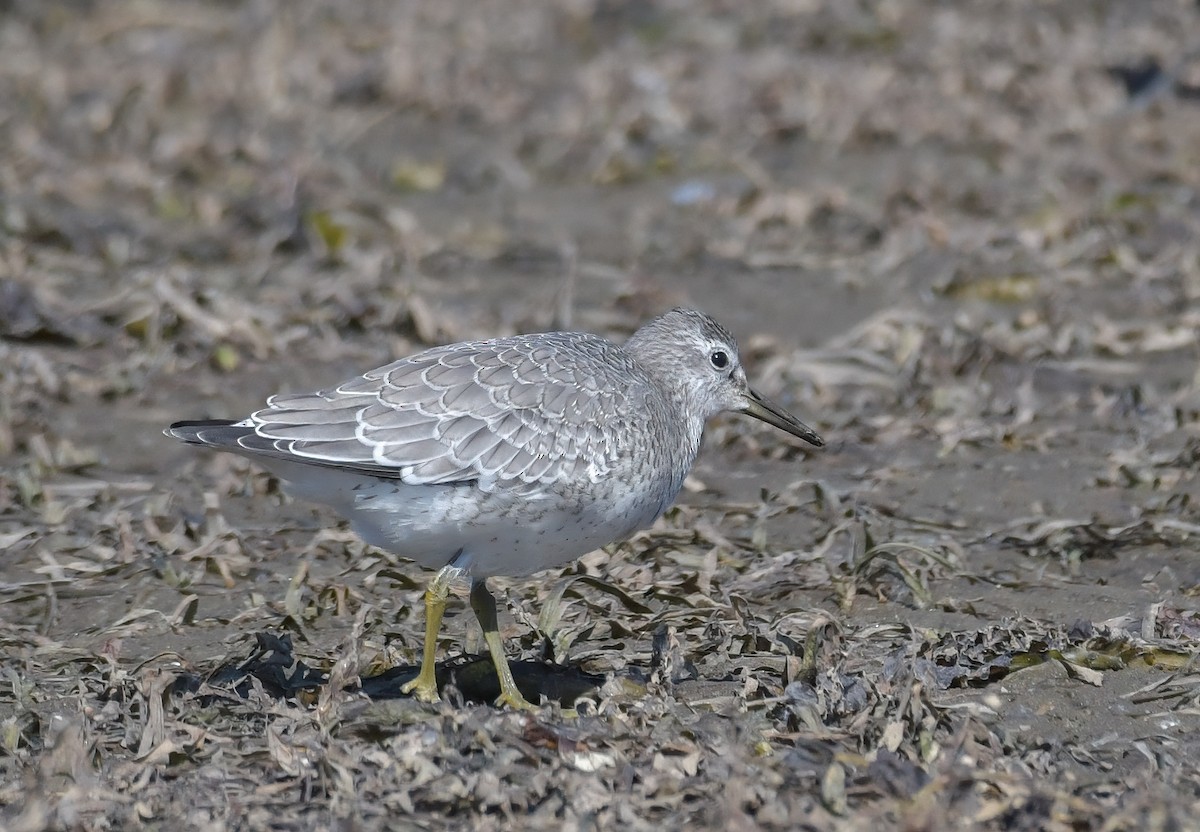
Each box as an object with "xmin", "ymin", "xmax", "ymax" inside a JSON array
[{"xmin": 743, "ymin": 388, "xmax": 824, "ymax": 447}]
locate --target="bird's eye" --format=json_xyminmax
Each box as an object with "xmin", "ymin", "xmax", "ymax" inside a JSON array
[{"xmin": 709, "ymin": 350, "xmax": 729, "ymax": 370}]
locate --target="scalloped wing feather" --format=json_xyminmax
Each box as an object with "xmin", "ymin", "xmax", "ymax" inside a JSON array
[{"xmin": 247, "ymin": 333, "xmax": 649, "ymax": 488}]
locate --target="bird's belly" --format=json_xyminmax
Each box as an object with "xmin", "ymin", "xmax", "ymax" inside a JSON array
[{"xmin": 339, "ymin": 477, "xmax": 674, "ymax": 578}]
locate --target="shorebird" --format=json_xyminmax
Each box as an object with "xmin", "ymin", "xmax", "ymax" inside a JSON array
[{"xmin": 167, "ymin": 307, "xmax": 823, "ymax": 709}]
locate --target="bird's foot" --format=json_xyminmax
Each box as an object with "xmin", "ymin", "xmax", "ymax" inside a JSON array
[
  {"xmin": 495, "ymin": 688, "xmax": 540, "ymax": 712},
  {"xmin": 400, "ymin": 673, "xmax": 440, "ymax": 704}
]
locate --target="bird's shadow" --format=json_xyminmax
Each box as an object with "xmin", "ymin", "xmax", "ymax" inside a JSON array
[{"xmin": 172, "ymin": 632, "xmax": 603, "ymax": 709}]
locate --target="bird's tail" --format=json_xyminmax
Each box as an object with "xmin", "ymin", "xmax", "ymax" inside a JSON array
[{"xmin": 165, "ymin": 419, "xmax": 255, "ymax": 450}]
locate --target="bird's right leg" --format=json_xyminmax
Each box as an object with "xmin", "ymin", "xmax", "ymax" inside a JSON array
[
  {"xmin": 400, "ymin": 564, "xmax": 460, "ymax": 703},
  {"xmin": 469, "ymin": 578, "xmax": 538, "ymax": 711}
]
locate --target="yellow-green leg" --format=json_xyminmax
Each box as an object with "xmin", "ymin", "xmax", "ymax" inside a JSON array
[
  {"xmin": 400, "ymin": 564, "xmax": 458, "ymax": 703},
  {"xmin": 470, "ymin": 579, "xmax": 538, "ymax": 711}
]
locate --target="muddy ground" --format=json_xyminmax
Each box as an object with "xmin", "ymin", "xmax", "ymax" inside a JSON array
[{"xmin": 2, "ymin": 1, "xmax": 1200, "ymax": 829}]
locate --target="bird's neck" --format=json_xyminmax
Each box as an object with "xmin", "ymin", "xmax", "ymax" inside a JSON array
[
  {"xmin": 656, "ymin": 382, "xmax": 706, "ymax": 483},
  {"xmin": 623, "ymin": 332, "xmax": 707, "ymax": 469}
]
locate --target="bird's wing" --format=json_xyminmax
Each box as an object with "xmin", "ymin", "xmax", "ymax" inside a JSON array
[{"xmin": 245, "ymin": 332, "xmax": 651, "ymax": 487}]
